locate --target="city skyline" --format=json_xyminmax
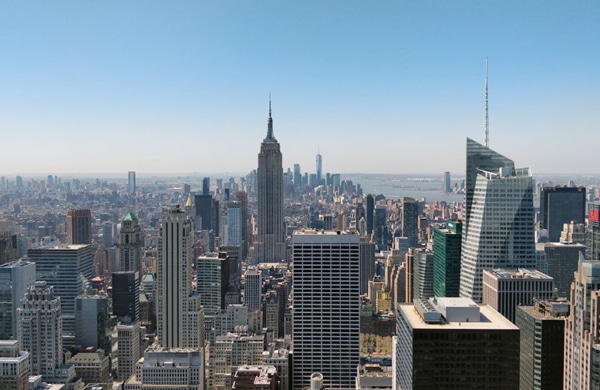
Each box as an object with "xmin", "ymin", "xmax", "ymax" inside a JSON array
[{"xmin": 1, "ymin": 2, "xmax": 599, "ymax": 175}]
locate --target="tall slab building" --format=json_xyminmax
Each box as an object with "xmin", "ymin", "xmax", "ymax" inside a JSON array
[
  {"xmin": 66, "ymin": 209, "xmax": 92, "ymax": 245},
  {"xmin": 460, "ymin": 138, "xmax": 536, "ymax": 302},
  {"xmin": 119, "ymin": 212, "xmax": 142, "ymax": 273},
  {"xmin": 255, "ymin": 101, "xmax": 286, "ymax": 263},
  {"xmin": 292, "ymin": 230, "xmax": 360, "ymax": 389},
  {"xmin": 157, "ymin": 205, "xmax": 203, "ymax": 349}
]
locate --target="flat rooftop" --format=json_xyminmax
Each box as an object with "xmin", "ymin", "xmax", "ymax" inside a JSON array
[
  {"xmin": 398, "ymin": 304, "xmax": 518, "ymax": 331},
  {"xmin": 486, "ymin": 268, "xmax": 553, "ymax": 280}
]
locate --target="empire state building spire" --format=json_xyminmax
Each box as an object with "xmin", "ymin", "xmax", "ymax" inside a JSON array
[{"xmin": 264, "ymin": 94, "xmax": 277, "ymax": 143}]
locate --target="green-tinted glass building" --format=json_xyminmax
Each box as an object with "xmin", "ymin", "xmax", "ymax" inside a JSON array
[{"xmin": 433, "ymin": 220, "xmax": 462, "ymax": 297}]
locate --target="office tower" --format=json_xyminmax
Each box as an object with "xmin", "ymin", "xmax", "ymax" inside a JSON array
[
  {"xmin": 0, "ymin": 260, "xmax": 36, "ymax": 340},
  {"xmin": 516, "ymin": 300, "xmax": 568, "ymax": 390},
  {"xmin": 117, "ymin": 321, "xmax": 141, "ymax": 382},
  {"xmin": 0, "ymin": 340, "xmax": 29, "ymax": 390},
  {"xmin": 395, "ymin": 297, "xmax": 519, "ymax": 389},
  {"xmin": 360, "ymin": 236, "xmax": 376, "ymax": 295},
  {"xmin": 197, "ymin": 252, "xmax": 231, "ymax": 315},
  {"xmin": 203, "ymin": 177, "xmax": 210, "ymax": 195},
  {"xmin": 482, "ymin": 269, "xmax": 554, "ymax": 323},
  {"xmin": 0, "ymin": 231, "xmax": 17, "ymax": 265},
  {"xmin": 404, "ymin": 248, "xmax": 414, "ymax": 303},
  {"xmin": 412, "ymin": 248, "xmax": 434, "ymax": 300},
  {"xmin": 540, "ymin": 242, "xmax": 586, "ymax": 297},
  {"xmin": 232, "ymin": 365, "xmax": 278, "ymax": 390},
  {"xmin": 292, "ymin": 230, "xmax": 360, "ymax": 389},
  {"xmin": 128, "ymin": 171, "xmax": 136, "ymax": 194},
  {"xmin": 540, "ymin": 186, "xmax": 586, "ymax": 242},
  {"xmin": 124, "ymin": 347, "xmax": 205, "ymax": 389},
  {"xmin": 564, "ymin": 261, "xmax": 600, "ymax": 389},
  {"xmin": 244, "ymin": 266, "xmax": 262, "ymax": 311},
  {"xmin": 194, "ymin": 194, "xmax": 214, "ymax": 231},
  {"xmin": 224, "ymin": 201, "xmax": 242, "ymax": 245},
  {"xmin": 374, "ymin": 204, "xmax": 388, "ymax": 250},
  {"xmin": 255, "ymin": 101, "xmax": 286, "ymax": 263},
  {"xmin": 460, "ymin": 138, "xmax": 536, "ymax": 302},
  {"xmin": 28, "ymin": 244, "xmax": 93, "ymax": 346},
  {"xmin": 66, "ymin": 209, "xmax": 92, "ymax": 245},
  {"xmin": 17, "ymin": 281, "xmax": 62, "ymax": 380},
  {"xmin": 293, "ymin": 164, "xmax": 302, "ymax": 188},
  {"xmin": 234, "ymin": 191, "xmax": 250, "ymax": 259},
  {"xmin": 587, "ymin": 202, "xmax": 600, "ymax": 261},
  {"xmin": 443, "ymin": 171, "xmax": 452, "ymax": 193},
  {"xmin": 366, "ymin": 194, "xmax": 374, "ymax": 236},
  {"xmin": 263, "ymin": 290, "xmax": 280, "ymax": 338},
  {"xmin": 402, "ymin": 197, "xmax": 419, "ymax": 248},
  {"xmin": 560, "ymin": 221, "xmax": 586, "ymax": 244},
  {"xmin": 119, "ymin": 212, "xmax": 142, "ymax": 273},
  {"xmin": 75, "ymin": 294, "xmax": 111, "ymax": 352},
  {"xmin": 112, "ymin": 271, "xmax": 140, "ymax": 321},
  {"xmin": 316, "ymin": 151, "xmax": 322, "ymax": 185},
  {"xmin": 433, "ymin": 220, "xmax": 462, "ymax": 297},
  {"xmin": 157, "ymin": 205, "xmax": 203, "ymax": 349}
]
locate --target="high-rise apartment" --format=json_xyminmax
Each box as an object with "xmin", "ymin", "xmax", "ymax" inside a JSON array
[
  {"xmin": 432, "ymin": 220, "xmax": 461, "ymax": 297},
  {"xmin": 0, "ymin": 260, "xmax": 36, "ymax": 340},
  {"xmin": 28, "ymin": 244, "xmax": 93, "ymax": 346},
  {"xmin": 292, "ymin": 230, "xmax": 360, "ymax": 389},
  {"xmin": 460, "ymin": 138, "xmax": 536, "ymax": 302},
  {"xmin": 157, "ymin": 205, "xmax": 203, "ymax": 349},
  {"xmin": 66, "ymin": 209, "xmax": 92, "ymax": 245},
  {"xmin": 255, "ymin": 101, "xmax": 286, "ymax": 263},
  {"xmin": 17, "ymin": 281, "xmax": 62, "ymax": 380},
  {"xmin": 119, "ymin": 212, "xmax": 142, "ymax": 273},
  {"xmin": 564, "ymin": 260, "xmax": 600, "ymax": 389},
  {"xmin": 402, "ymin": 197, "xmax": 419, "ymax": 248},
  {"xmin": 540, "ymin": 186, "xmax": 586, "ymax": 242}
]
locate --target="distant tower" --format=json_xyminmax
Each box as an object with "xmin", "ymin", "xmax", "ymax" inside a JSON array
[
  {"xmin": 17, "ymin": 281, "xmax": 62, "ymax": 380},
  {"xmin": 402, "ymin": 197, "xmax": 419, "ymax": 248},
  {"xmin": 539, "ymin": 186, "xmax": 586, "ymax": 242},
  {"xmin": 316, "ymin": 150, "xmax": 322, "ymax": 185},
  {"xmin": 128, "ymin": 171, "xmax": 136, "ymax": 195},
  {"xmin": 460, "ymin": 138, "xmax": 536, "ymax": 302},
  {"xmin": 443, "ymin": 171, "xmax": 452, "ymax": 193},
  {"xmin": 119, "ymin": 212, "xmax": 142, "ymax": 273},
  {"xmin": 293, "ymin": 164, "xmax": 302, "ymax": 188},
  {"xmin": 292, "ymin": 230, "xmax": 360, "ymax": 389},
  {"xmin": 66, "ymin": 209, "xmax": 92, "ymax": 245},
  {"xmin": 365, "ymin": 194, "xmax": 374, "ymax": 236},
  {"xmin": 484, "ymin": 57, "xmax": 489, "ymax": 148},
  {"xmin": 157, "ymin": 205, "xmax": 203, "ymax": 348},
  {"xmin": 255, "ymin": 98, "xmax": 286, "ymax": 263}
]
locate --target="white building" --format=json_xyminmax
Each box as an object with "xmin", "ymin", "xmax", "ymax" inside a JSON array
[
  {"xmin": 211, "ymin": 333, "xmax": 265, "ymax": 389},
  {"xmin": 117, "ymin": 322, "xmax": 141, "ymax": 382},
  {"xmin": 460, "ymin": 138, "xmax": 536, "ymax": 302},
  {"xmin": 157, "ymin": 205, "xmax": 204, "ymax": 349},
  {"xmin": 0, "ymin": 340, "xmax": 29, "ymax": 390},
  {"xmin": 292, "ymin": 230, "xmax": 360, "ymax": 390}
]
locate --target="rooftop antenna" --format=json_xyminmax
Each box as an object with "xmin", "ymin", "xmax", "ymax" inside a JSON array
[{"xmin": 484, "ymin": 57, "xmax": 489, "ymax": 148}]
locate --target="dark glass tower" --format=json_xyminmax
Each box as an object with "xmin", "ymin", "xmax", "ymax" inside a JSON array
[
  {"xmin": 433, "ymin": 220, "xmax": 462, "ymax": 297},
  {"xmin": 540, "ymin": 186, "xmax": 586, "ymax": 242}
]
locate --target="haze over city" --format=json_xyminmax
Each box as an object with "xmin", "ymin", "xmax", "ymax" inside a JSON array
[{"xmin": 1, "ymin": 1, "xmax": 599, "ymax": 175}]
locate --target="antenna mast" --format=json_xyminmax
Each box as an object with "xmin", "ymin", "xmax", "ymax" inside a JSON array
[{"xmin": 485, "ymin": 57, "xmax": 489, "ymax": 148}]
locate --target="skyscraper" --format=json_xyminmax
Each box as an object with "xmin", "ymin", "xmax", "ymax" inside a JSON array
[
  {"xmin": 244, "ymin": 266, "xmax": 262, "ymax": 311},
  {"xmin": 292, "ymin": 230, "xmax": 360, "ymax": 389},
  {"xmin": 539, "ymin": 186, "xmax": 586, "ymax": 242},
  {"xmin": 0, "ymin": 260, "xmax": 36, "ymax": 340},
  {"xmin": 315, "ymin": 151, "xmax": 322, "ymax": 185},
  {"xmin": 402, "ymin": 197, "xmax": 419, "ymax": 248},
  {"xmin": 443, "ymin": 171, "xmax": 452, "ymax": 193},
  {"xmin": 28, "ymin": 244, "xmax": 93, "ymax": 346},
  {"xmin": 365, "ymin": 194, "xmax": 374, "ymax": 237},
  {"xmin": 128, "ymin": 171, "xmax": 136, "ymax": 195},
  {"xmin": 157, "ymin": 205, "xmax": 203, "ymax": 349},
  {"xmin": 460, "ymin": 138, "xmax": 536, "ymax": 302},
  {"xmin": 66, "ymin": 209, "xmax": 92, "ymax": 245},
  {"xmin": 117, "ymin": 321, "xmax": 141, "ymax": 382},
  {"xmin": 255, "ymin": 100, "xmax": 286, "ymax": 263},
  {"xmin": 196, "ymin": 253, "xmax": 230, "ymax": 315},
  {"xmin": 119, "ymin": 212, "xmax": 142, "ymax": 273},
  {"xmin": 112, "ymin": 271, "xmax": 140, "ymax": 321},
  {"xmin": 17, "ymin": 281, "xmax": 62, "ymax": 380},
  {"xmin": 433, "ymin": 220, "xmax": 462, "ymax": 297}
]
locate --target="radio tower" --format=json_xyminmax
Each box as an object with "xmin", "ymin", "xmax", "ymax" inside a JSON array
[{"xmin": 484, "ymin": 57, "xmax": 489, "ymax": 148}]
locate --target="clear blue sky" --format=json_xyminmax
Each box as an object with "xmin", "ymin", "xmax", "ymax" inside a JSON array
[{"xmin": 1, "ymin": 1, "xmax": 599, "ymax": 176}]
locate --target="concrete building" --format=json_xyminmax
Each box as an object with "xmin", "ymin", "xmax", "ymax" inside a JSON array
[
  {"xmin": 395, "ymin": 297, "xmax": 519, "ymax": 389},
  {"xmin": 360, "ymin": 236, "xmax": 376, "ymax": 296},
  {"xmin": 0, "ymin": 260, "xmax": 36, "ymax": 340},
  {"xmin": 28, "ymin": 244, "xmax": 93, "ymax": 346},
  {"xmin": 539, "ymin": 241, "xmax": 586, "ymax": 297},
  {"xmin": 516, "ymin": 299, "xmax": 568, "ymax": 390},
  {"xmin": 482, "ymin": 268, "xmax": 555, "ymax": 323},
  {"xmin": 539, "ymin": 186, "xmax": 586, "ymax": 242},
  {"xmin": 17, "ymin": 281, "xmax": 62, "ymax": 380},
  {"xmin": 263, "ymin": 348, "xmax": 289, "ymax": 390},
  {"xmin": 255, "ymin": 101, "xmax": 286, "ymax": 263},
  {"xmin": 67, "ymin": 351, "xmax": 110, "ymax": 386},
  {"xmin": 355, "ymin": 364, "xmax": 392, "ymax": 390},
  {"xmin": 432, "ymin": 220, "xmax": 461, "ymax": 297},
  {"xmin": 66, "ymin": 209, "xmax": 92, "ymax": 245},
  {"xmin": 564, "ymin": 261, "xmax": 600, "ymax": 389},
  {"xmin": 0, "ymin": 340, "xmax": 29, "ymax": 390},
  {"xmin": 119, "ymin": 212, "xmax": 142, "ymax": 273},
  {"xmin": 157, "ymin": 205, "xmax": 204, "ymax": 349},
  {"xmin": 560, "ymin": 221, "xmax": 586, "ymax": 244},
  {"xmin": 117, "ymin": 322, "xmax": 141, "ymax": 382},
  {"xmin": 196, "ymin": 252, "xmax": 230, "ymax": 315},
  {"xmin": 292, "ymin": 230, "xmax": 360, "ymax": 390},
  {"xmin": 412, "ymin": 248, "xmax": 434, "ymax": 301},
  {"xmin": 211, "ymin": 333, "xmax": 265, "ymax": 389},
  {"xmin": 123, "ymin": 347, "xmax": 204, "ymax": 390},
  {"xmin": 461, "ymin": 138, "xmax": 536, "ymax": 302},
  {"xmin": 244, "ymin": 266, "xmax": 262, "ymax": 312},
  {"xmin": 232, "ymin": 365, "xmax": 278, "ymax": 390}
]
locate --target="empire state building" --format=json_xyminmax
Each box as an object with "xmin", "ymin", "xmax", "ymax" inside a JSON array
[{"xmin": 255, "ymin": 101, "xmax": 287, "ymax": 263}]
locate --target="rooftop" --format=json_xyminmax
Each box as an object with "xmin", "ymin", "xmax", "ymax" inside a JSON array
[{"xmin": 486, "ymin": 268, "xmax": 553, "ymax": 280}]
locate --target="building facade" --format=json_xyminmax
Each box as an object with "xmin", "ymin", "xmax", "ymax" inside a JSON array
[
  {"xmin": 432, "ymin": 220, "xmax": 461, "ymax": 297},
  {"xmin": 0, "ymin": 260, "xmax": 36, "ymax": 340},
  {"xmin": 539, "ymin": 186, "xmax": 586, "ymax": 242},
  {"xmin": 119, "ymin": 212, "xmax": 143, "ymax": 273},
  {"xmin": 66, "ymin": 209, "xmax": 92, "ymax": 245}
]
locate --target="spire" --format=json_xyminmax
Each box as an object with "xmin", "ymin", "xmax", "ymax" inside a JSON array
[
  {"xmin": 265, "ymin": 92, "xmax": 277, "ymax": 143},
  {"xmin": 484, "ymin": 57, "xmax": 489, "ymax": 148}
]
